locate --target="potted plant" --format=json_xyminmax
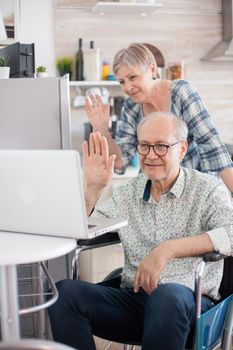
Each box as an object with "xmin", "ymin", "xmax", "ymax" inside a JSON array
[
  {"xmin": 56, "ymin": 56, "xmax": 73, "ymax": 79},
  {"xmin": 0, "ymin": 54, "xmax": 10, "ymax": 79},
  {"xmin": 36, "ymin": 66, "xmax": 47, "ymax": 78}
]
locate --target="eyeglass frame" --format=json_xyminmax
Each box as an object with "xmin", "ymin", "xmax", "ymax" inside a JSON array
[{"xmin": 136, "ymin": 140, "xmax": 182, "ymax": 157}]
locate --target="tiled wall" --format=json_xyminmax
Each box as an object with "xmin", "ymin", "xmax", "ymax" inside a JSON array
[{"xmin": 54, "ymin": 0, "xmax": 233, "ymax": 144}]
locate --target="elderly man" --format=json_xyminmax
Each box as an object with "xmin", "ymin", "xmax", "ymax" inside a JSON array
[{"xmin": 48, "ymin": 112, "xmax": 233, "ymax": 350}]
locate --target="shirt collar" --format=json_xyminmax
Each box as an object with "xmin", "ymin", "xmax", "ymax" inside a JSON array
[{"xmin": 142, "ymin": 167, "xmax": 185, "ymax": 202}]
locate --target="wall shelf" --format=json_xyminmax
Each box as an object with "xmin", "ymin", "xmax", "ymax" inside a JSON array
[{"xmin": 69, "ymin": 81, "xmax": 120, "ymax": 87}]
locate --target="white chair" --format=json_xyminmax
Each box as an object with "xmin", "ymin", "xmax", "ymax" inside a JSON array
[{"xmin": 0, "ymin": 339, "xmax": 75, "ymax": 349}]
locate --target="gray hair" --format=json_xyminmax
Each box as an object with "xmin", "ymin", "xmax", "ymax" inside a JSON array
[
  {"xmin": 137, "ymin": 112, "xmax": 188, "ymax": 141},
  {"xmin": 113, "ymin": 43, "xmax": 158, "ymax": 75}
]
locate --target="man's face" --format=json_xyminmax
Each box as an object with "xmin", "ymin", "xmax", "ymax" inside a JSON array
[{"xmin": 138, "ymin": 117, "xmax": 187, "ymax": 185}]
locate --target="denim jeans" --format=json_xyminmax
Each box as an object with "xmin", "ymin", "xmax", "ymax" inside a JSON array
[{"xmin": 48, "ymin": 278, "xmax": 214, "ymax": 350}]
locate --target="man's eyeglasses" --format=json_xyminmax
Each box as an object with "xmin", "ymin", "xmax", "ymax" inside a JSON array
[{"xmin": 136, "ymin": 140, "xmax": 182, "ymax": 157}]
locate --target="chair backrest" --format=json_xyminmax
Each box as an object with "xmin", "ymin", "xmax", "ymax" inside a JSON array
[{"xmin": 219, "ymin": 256, "xmax": 233, "ymax": 300}]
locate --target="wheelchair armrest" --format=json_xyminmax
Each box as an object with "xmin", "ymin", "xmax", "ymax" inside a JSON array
[
  {"xmin": 195, "ymin": 252, "xmax": 227, "ymax": 317},
  {"xmin": 71, "ymin": 231, "xmax": 121, "ymax": 279},
  {"xmin": 76, "ymin": 231, "xmax": 121, "ymax": 249},
  {"xmin": 203, "ymin": 252, "xmax": 227, "ymax": 262}
]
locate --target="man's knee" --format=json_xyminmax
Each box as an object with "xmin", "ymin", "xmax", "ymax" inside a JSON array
[
  {"xmin": 52, "ymin": 279, "xmax": 104, "ymax": 313},
  {"xmin": 49, "ymin": 279, "xmax": 91, "ymax": 315},
  {"xmin": 55, "ymin": 279, "xmax": 82, "ymax": 301},
  {"xmin": 142, "ymin": 284, "xmax": 196, "ymax": 349},
  {"xmin": 148, "ymin": 283, "xmax": 195, "ymax": 316}
]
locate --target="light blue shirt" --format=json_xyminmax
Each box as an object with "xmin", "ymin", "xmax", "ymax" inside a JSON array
[{"xmin": 96, "ymin": 167, "xmax": 233, "ymax": 300}]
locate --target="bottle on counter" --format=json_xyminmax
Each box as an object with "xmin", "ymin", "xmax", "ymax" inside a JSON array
[
  {"xmin": 83, "ymin": 40, "xmax": 101, "ymax": 81},
  {"xmin": 75, "ymin": 38, "xmax": 84, "ymax": 81},
  {"xmin": 101, "ymin": 60, "xmax": 110, "ymax": 80}
]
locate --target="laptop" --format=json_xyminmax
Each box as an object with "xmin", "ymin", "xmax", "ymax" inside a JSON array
[{"xmin": 0, "ymin": 150, "xmax": 128, "ymax": 239}]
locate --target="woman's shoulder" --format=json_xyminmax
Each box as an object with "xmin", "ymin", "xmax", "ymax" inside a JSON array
[
  {"xmin": 171, "ymin": 79, "xmax": 194, "ymax": 91},
  {"xmin": 171, "ymin": 79, "xmax": 197, "ymax": 100}
]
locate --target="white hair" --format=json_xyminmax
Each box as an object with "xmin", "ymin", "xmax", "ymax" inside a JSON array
[
  {"xmin": 113, "ymin": 43, "xmax": 157, "ymax": 75},
  {"xmin": 137, "ymin": 112, "xmax": 188, "ymax": 140}
]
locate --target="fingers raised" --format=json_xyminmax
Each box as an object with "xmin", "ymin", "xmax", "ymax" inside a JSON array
[
  {"xmin": 95, "ymin": 132, "xmax": 102, "ymax": 156},
  {"xmin": 89, "ymin": 94, "xmax": 101, "ymax": 109},
  {"xmin": 95, "ymin": 94, "xmax": 104, "ymax": 106},
  {"xmin": 84, "ymin": 96, "xmax": 92, "ymax": 114},
  {"xmin": 89, "ymin": 132, "xmax": 96, "ymax": 155},
  {"xmin": 82, "ymin": 139, "xmax": 89, "ymax": 158},
  {"xmin": 88, "ymin": 132, "xmax": 108, "ymax": 158},
  {"xmin": 101, "ymin": 135, "xmax": 109, "ymax": 159}
]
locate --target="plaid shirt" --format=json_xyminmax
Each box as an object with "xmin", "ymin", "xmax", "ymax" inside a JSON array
[{"xmin": 115, "ymin": 79, "xmax": 233, "ymax": 173}]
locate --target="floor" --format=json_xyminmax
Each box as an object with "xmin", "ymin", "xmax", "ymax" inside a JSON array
[
  {"xmin": 94, "ymin": 336, "xmax": 141, "ymax": 350},
  {"xmin": 95, "ymin": 337, "xmax": 122, "ymax": 350}
]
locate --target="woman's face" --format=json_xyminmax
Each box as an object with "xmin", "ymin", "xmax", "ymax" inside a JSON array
[{"xmin": 116, "ymin": 64, "xmax": 154, "ymax": 103}]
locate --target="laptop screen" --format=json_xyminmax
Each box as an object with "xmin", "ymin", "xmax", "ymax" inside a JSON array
[{"xmin": 0, "ymin": 150, "xmax": 89, "ymax": 239}]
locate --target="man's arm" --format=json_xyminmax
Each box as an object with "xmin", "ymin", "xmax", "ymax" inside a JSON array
[
  {"xmin": 219, "ymin": 168, "xmax": 233, "ymax": 193},
  {"xmin": 82, "ymin": 132, "xmax": 115, "ymax": 216},
  {"xmin": 134, "ymin": 233, "xmax": 214, "ymax": 295}
]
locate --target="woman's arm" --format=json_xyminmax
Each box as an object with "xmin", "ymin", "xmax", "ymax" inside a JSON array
[
  {"xmin": 178, "ymin": 80, "xmax": 233, "ymax": 190},
  {"xmin": 84, "ymin": 94, "xmax": 123, "ymax": 169},
  {"xmin": 84, "ymin": 95, "xmax": 140, "ymax": 172}
]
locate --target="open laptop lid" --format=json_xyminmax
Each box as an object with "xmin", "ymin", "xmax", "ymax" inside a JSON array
[{"xmin": 0, "ymin": 150, "xmax": 90, "ymax": 239}]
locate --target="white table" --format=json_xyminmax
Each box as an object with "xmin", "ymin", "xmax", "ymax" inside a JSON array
[{"xmin": 0, "ymin": 231, "xmax": 76, "ymax": 347}]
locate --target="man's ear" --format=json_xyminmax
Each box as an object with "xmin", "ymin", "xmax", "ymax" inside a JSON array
[{"xmin": 179, "ymin": 140, "xmax": 188, "ymax": 162}]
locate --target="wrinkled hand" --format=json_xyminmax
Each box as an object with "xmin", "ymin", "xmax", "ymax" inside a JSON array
[
  {"xmin": 82, "ymin": 132, "xmax": 115, "ymax": 191},
  {"xmin": 134, "ymin": 244, "xmax": 172, "ymax": 295},
  {"xmin": 84, "ymin": 94, "xmax": 110, "ymax": 132}
]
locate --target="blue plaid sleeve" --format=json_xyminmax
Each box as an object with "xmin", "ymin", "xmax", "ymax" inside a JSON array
[
  {"xmin": 173, "ymin": 80, "xmax": 233, "ymax": 172},
  {"xmin": 114, "ymin": 98, "xmax": 143, "ymax": 168}
]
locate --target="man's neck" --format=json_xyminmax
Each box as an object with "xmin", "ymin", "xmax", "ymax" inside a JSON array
[{"xmin": 150, "ymin": 169, "xmax": 180, "ymax": 202}]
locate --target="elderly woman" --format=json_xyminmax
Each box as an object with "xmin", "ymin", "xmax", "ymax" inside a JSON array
[{"xmin": 84, "ymin": 43, "xmax": 233, "ymax": 193}]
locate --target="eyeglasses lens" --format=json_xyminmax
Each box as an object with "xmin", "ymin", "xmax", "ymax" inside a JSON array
[{"xmin": 137, "ymin": 144, "xmax": 167, "ymax": 156}]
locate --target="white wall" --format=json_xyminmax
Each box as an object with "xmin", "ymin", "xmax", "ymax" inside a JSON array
[{"xmin": 18, "ymin": 0, "xmax": 55, "ymax": 75}]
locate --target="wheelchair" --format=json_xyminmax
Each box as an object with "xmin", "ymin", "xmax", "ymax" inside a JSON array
[{"xmin": 72, "ymin": 232, "xmax": 233, "ymax": 350}]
